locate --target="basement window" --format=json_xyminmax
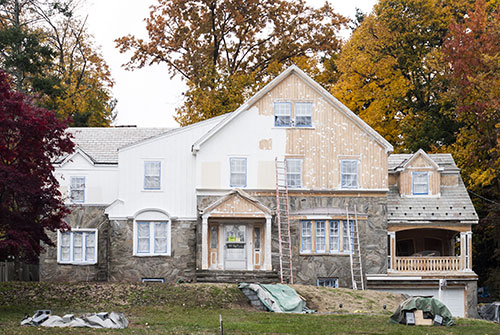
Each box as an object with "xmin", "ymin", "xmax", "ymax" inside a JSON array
[
  {"xmin": 57, "ymin": 229, "xmax": 98, "ymax": 265},
  {"xmin": 317, "ymin": 277, "xmax": 338, "ymax": 288}
]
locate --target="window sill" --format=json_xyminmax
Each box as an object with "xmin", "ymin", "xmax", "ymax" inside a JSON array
[
  {"xmin": 133, "ymin": 253, "xmax": 171, "ymax": 257},
  {"xmin": 299, "ymin": 252, "xmax": 351, "ymax": 256},
  {"xmin": 58, "ymin": 261, "xmax": 97, "ymax": 266},
  {"xmin": 272, "ymin": 127, "xmax": 315, "ymax": 130},
  {"xmin": 141, "ymin": 189, "xmax": 164, "ymax": 193}
]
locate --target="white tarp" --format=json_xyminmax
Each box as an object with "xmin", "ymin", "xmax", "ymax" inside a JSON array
[{"xmin": 21, "ymin": 311, "xmax": 128, "ymax": 328}]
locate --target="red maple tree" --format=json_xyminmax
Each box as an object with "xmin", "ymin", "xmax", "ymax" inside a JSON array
[{"xmin": 0, "ymin": 70, "xmax": 74, "ymax": 262}]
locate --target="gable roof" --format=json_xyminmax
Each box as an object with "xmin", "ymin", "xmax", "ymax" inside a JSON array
[
  {"xmin": 57, "ymin": 127, "xmax": 172, "ymax": 164},
  {"xmin": 389, "ymin": 153, "xmax": 459, "ymax": 172},
  {"xmin": 200, "ymin": 188, "xmax": 273, "ymax": 217},
  {"xmin": 401, "ymin": 149, "xmax": 440, "ymax": 170},
  {"xmin": 192, "ymin": 65, "xmax": 394, "ymax": 153}
]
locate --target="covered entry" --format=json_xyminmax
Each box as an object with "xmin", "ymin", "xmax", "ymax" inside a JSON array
[{"xmin": 200, "ymin": 189, "xmax": 272, "ymax": 271}]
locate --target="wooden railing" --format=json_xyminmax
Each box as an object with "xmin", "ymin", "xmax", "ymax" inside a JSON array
[{"xmin": 394, "ymin": 256, "xmax": 462, "ymax": 272}]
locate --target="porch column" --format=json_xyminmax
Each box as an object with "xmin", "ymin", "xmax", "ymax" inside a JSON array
[
  {"xmin": 264, "ymin": 215, "xmax": 272, "ymax": 270},
  {"xmin": 388, "ymin": 231, "xmax": 396, "ymax": 272},
  {"xmin": 461, "ymin": 231, "xmax": 472, "ymax": 271},
  {"xmin": 202, "ymin": 215, "xmax": 209, "ymax": 270}
]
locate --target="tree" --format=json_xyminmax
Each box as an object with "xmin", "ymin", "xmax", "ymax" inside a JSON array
[
  {"xmin": 442, "ymin": 0, "xmax": 500, "ymax": 295},
  {"xmin": 0, "ymin": 0, "xmax": 116, "ymax": 126},
  {"xmin": 116, "ymin": 0, "xmax": 348, "ymax": 126},
  {"xmin": 332, "ymin": 0, "xmax": 471, "ymax": 152},
  {"xmin": 0, "ymin": 70, "xmax": 74, "ymax": 262}
]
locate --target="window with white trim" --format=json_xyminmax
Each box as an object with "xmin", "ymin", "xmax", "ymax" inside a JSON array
[
  {"xmin": 340, "ymin": 160, "xmax": 359, "ymax": 189},
  {"xmin": 135, "ymin": 221, "xmax": 170, "ymax": 256},
  {"xmin": 412, "ymin": 171, "xmax": 429, "ymax": 195},
  {"xmin": 295, "ymin": 102, "xmax": 312, "ymax": 127},
  {"xmin": 58, "ymin": 229, "xmax": 97, "ymax": 264},
  {"xmin": 70, "ymin": 176, "xmax": 85, "ymax": 203},
  {"xmin": 286, "ymin": 159, "xmax": 302, "ymax": 188},
  {"xmin": 230, "ymin": 157, "xmax": 247, "ymax": 187},
  {"xmin": 301, "ymin": 220, "xmax": 353, "ymax": 254},
  {"xmin": 144, "ymin": 161, "xmax": 161, "ymax": 190},
  {"xmin": 274, "ymin": 102, "xmax": 292, "ymax": 127},
  {"xmin": 317, "ymin": 277, "xmax": 339, "ymax": 288}
]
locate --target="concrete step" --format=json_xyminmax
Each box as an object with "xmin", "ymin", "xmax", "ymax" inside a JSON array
[{"xmin": 196, "ymin": 270, "xmax": 280, "ymax": 284}]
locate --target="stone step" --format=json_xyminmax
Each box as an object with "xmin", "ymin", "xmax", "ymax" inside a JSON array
[{"xmin": 196, "ymin": 270, "xmax": 280, "ymax": 284}]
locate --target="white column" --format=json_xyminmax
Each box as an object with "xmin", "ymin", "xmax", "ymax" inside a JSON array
[
  {"xmin": 247, "ymin": 224, "xmax": 253, "ymax": 271},
  {"xmin": 201, "ymin": 215, "xmax": 209, "ymax": 270},
  {"xmin": 264, "ymin": 216, "xmax": 272, "ymax": 270},
  {"xmin": 461, "ymin": 231, "xmax": 472, "ymax": 271}
]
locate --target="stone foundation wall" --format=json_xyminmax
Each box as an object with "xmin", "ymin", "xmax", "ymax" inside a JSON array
[
  {"xmin": 108, "ymin": 219, "xmax": 197, "ymax": 283},
  {"xmin": 39, "ymin": 205, "xmax": 109, "ymax": 282},
  {"xmin": 197, "ymin": 194, "xmax": 388, "ymax": 287}
]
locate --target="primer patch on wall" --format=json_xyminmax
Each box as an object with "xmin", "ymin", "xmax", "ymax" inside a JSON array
[
  {"xmin": 257, "ymin": 161, "xmax": 276, "ymax": 189},
  {"xmin": 259, "ymin": 138, "xmax": 272, "ymax": 150},
  {"xmin": 201, "ymin": 162, "xmax": 221, "ymax": 188}
]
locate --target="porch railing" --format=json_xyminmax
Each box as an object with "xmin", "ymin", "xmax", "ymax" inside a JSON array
[{"xmin": 394, "ymin": 256, "xmax": 462, "ymax": 272}]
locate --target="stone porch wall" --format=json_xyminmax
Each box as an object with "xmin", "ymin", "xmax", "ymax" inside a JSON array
[
  {"xmin": 39, "ymin": 205, "xmax": 109, "ymax": 282},
  {"xmin": 197, "ymin": 194, "xmax": 388, "ymax": 287},
  {"xmin": 108, "ymin": 219, "xmax": 197, "ymax": 283}
]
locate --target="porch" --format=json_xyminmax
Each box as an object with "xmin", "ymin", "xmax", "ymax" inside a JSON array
[{"xmin": 388, "ymin": 227, "xmax": 472, "ymax": 273}]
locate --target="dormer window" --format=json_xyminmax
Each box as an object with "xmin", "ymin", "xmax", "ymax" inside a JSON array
[{"xmin": 412, "ymin": 171, "xmax": 429, "ymax": 195}]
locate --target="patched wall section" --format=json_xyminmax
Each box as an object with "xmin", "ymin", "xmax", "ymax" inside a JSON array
[
  {"xmin": 108, "ymin": 219, "xmax": 197, "ymax": 282},
  {"xmin": 197, "ymin": 194, "xmax": 387, "ymax": 287},
  {"xmin": 39, "ymin": 205, "xmax": 109, "ymax": 282}
]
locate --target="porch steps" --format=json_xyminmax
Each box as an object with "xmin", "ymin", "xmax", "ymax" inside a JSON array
[{"xmin": 195, "ymin": 270, "xmax": 280, "ymax": 284}]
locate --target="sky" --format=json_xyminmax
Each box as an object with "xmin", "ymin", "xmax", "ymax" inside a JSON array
[{"xmin": 85, "ymin": 0, "xmax": 378, "ymax": 127}]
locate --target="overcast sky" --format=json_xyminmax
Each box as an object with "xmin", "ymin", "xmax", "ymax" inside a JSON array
[{"xmin": 84, "ymin": 0, "xmax": 377, "ymax": 127}]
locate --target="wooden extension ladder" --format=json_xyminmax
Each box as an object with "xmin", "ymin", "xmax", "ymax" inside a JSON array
[
  {"xmin": 275, "ymin": 158, "xmax": 293, "ymax": 284},
  {"xmin": 347, "ymin": 205, "xmax": 364, "ymax": 290}
]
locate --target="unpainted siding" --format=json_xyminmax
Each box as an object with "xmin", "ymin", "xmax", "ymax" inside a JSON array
[{"xmin": 251, "ymin": 73, "xmax": 388, "ymax": 190}]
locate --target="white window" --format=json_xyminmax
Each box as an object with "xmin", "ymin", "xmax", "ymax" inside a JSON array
[
  {"xmin": 301, "ymin": 221, "xmax": 313, "ymax": 253},
  {"xmin": 274, "ymin": 102, "xmax": 292, "ymax": 127},
  {"xmin": 230, "ymin": 157, "xmax": 247, "ymax": 187},
  {"xmin": 57, "ymin": 229, "xmax": 97, "ymax": 264},
  {"xmin": 70, "ymin": 176, "xmax": 85, "ymax": 203},
  {"xmin": 286, "ymin": 159, "xmax": 302, "ymax": 188},
  {"xmin": 315, "ymin": 221, "xmax": 326, "ymax": 252},
  {"xmin": 135, "ymin": 221, "xmax": 170, "ymax": 256},
  {"xmin": 300, "ymin": 219, "xmax": 353, "ymax": 254},
  {"xmin": 412, "ymin": 171, "xmax": 429, "ymax": 195},
  {"xmin": 329, "ymin": 220, "xmax": 340, "ymax": 252},
  {"xmin": 341, "ymin": 160, "xmax": 359, "ymax": 189},
  {"xmin": 144, "ymin": 161, "xmax": 161, "ymax": 190},
  {"xmin": 295, "ymin": 102, "xmax": 312, "ymax": 127}
]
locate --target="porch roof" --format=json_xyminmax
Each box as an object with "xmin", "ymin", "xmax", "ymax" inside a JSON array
[{"xmin": 200, "ymin": 189, "xmax": 273, "ymax": 218}]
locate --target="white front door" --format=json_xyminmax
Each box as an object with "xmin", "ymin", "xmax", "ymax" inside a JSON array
[{"xmin": 224, "ymin": 224, "xmax": 247, "ymax": 270}]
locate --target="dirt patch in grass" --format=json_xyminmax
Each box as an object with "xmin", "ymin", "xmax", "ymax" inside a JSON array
[{"xmin": 293, "ymin": 285, "xmax": 405, "ymax": 314}]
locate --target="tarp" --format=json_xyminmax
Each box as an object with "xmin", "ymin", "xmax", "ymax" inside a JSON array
[
  {"xmin": 479, "ymin": 302, "xmax": 500, "ymax": 323},
  {"xmin": 389, "ymin": 297, "xmax": 455, "ymax": 326},
  {"xmin": 21, "ymin": 311, "xmax": 128, "ymax": 328},
  {"xmin": 238, "ymin": 283, "xmax": 312, "ymax": 313}
]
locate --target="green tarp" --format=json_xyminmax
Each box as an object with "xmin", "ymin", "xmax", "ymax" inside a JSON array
[
  {"xmin": 389, "ymin": 297, "xmax": 455, "ymax": 326},
  {"xmin": 238, "ymin": 283, "xmax": 312, "ymax": 313}
]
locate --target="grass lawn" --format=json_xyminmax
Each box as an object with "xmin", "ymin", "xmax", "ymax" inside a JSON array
[{"xmin": 0, "ymin": 283, "xmax": 498, "ymax": 334}]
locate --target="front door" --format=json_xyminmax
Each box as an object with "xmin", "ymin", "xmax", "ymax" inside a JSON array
[{"xmin": 224, "ymin": 224, "xmax": 246, "ymax": 270}]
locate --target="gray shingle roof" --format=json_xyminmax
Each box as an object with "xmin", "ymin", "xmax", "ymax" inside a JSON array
[
  {"xmin": 389, "ymin": 153, "xmax": 458, "ymax": 171},
  {"xmin": 388, "ymin": 177, "xmax": 478, "ymax": 223},
  {"xmin": 62, "ymin": 127, "xmax": 173, "ymax": 164}
]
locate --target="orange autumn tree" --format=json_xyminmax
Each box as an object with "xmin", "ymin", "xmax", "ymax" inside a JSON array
[{"xmin": 116, "ymin": 0, "xmax": 348, "ymax": 126}]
